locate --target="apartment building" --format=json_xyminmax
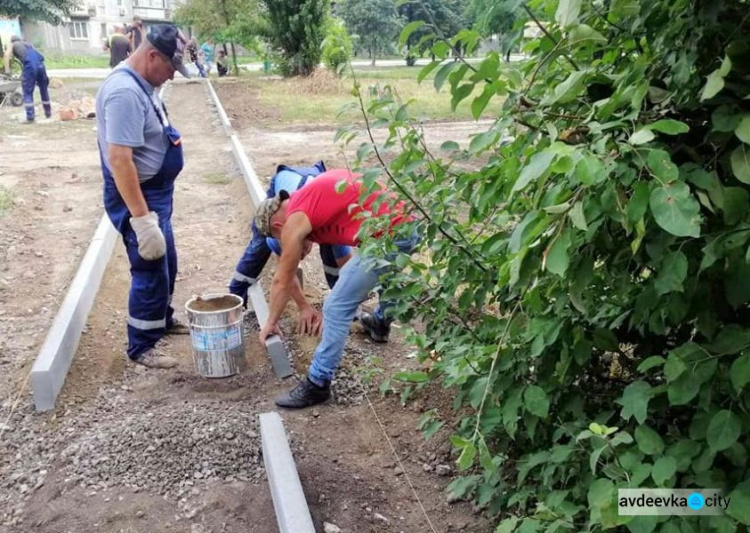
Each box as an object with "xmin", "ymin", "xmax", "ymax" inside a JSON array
[{"xmin": 23, "ymin": 0, "xmax": 178, "ymax": 54}]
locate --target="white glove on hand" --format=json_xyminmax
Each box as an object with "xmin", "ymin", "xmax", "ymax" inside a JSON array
[{"xmin": 130, "ymin": 212, "xmax": 166, "ymax": 260}]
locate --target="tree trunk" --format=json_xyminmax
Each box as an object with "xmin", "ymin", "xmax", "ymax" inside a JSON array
[
  {"xmin": 230, "ymin": 42, "xmax": 239, "ymax": 76},
  {"xmin": 370, "ymin": 43, "xmax": 375, "ymax": 66}
]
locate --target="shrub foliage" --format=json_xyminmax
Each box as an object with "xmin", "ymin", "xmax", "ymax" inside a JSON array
[
  {"xmin": 259, "ymin": 0, "xmax": 330, "ymax": 76},
  {"xmin": 347, "ymin": 0, "xmax": 750, "ymax": 530},
  {"xmin": 321, "ymin": 17, "xmax": 353, "ymax": 74}
]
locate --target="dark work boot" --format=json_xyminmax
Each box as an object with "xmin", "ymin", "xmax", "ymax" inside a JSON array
[
  {"xmin": 359, "ymin": 311, "xmax": 390, "ymax": 343},
  {"xmin": 275, "ymin": 378, "xmax": 331, "ymax": 409}
]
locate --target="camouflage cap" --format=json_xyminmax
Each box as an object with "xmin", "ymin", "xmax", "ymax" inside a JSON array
[{"xmin": 255, "ymin": 190, "xmax": 290, "ymax": 236}]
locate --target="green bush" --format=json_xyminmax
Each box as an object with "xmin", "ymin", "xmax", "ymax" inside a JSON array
[
  {"xmin": 321, "ymin": 17, "xmax": 353, "ymax": 74},
  {"xmin": 259, "ymin": 0, "xmax": 330, "ymax": 76},
  {"xmin": 347, "ymin": 0, "xmax": 750, "ymax": 531}
]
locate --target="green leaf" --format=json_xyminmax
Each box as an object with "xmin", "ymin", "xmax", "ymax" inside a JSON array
[
  {"xmin": 668, "ymin": 359, "xmax": 717, "ymax": 405},
  {"xmin": 569, "ymin": 201, "xmax": 588, "ymax": 230},
  {"xmin": 651, "ymin": 456, "xmax": 677, "ymax": 486},
  {"xmin": 546, "ymin": 230, "xmax": 572, "ymax": 277},
  {"xmin": 417, "ymin": 60, "xmax": 441, "ymax": 84},
  {"xmin": 544, "ymin": 71, "xmax": 587, "ymax": 106},
  {"xmin": 706, "ymin": 410, "xmax": 741, "ymax": 452},
  {"xmin": 719, "ymin": 55, "xmax": 733, "ymax": 76},
  {"xmin": 649, "ymin": 182, "xmax": 701, "ymax": 238},
  {"xmin": 394, "ymin": 371, "xmax": 430, "ymax": 383},
  {"xmin": 701, "ymin": 71, "xmax": 725, "ymax": 100},
  {"xmin": 664, "ymin": 351, "xmax": 687, "ymax": 381},
  {"xmin": 398, "ymin": 20, "xmax": 426, "ymax": 48},
  {"xmin": 735, "ymin": 116, "xmax": 750, "ymax": 144},
  {"xmin": 654, "ymin": 251, "xmax": 688, "ymax": 295},
  {"xmin": 433, "ymin": 61, "xmax": 457, "ymax": 92},
  {"xmin": 496, "ymin": 516, "xmax": 520, "ymax": 533},
  {"xmin": 446, "ymin": 475, "xmax": 481, "ymax": 501},
  {"xmin": 666, "ymin": 439, "xmax": 702, "ymax": 472},
  {"xmin": 731, "ymin": 145, "xmax": 750, "ymax": 184},
  {"xmin": 626, "ymin": 515, "xmax": 658, "ymax": 533},
  {"xmin": 457, "ymin": 442, "xmax": 477, "ymax": 470},
  {"xmin": 649, "ymin": 119, "xmax": 690, "ymax": 135},
  {"xmin": 610, "ymin": 0, "xmax": 639, "ymax": 17},
  {"xmin": 635, "ymin": 425, "xmax": 664, "ymax": 455},
  {"xmin": 730, "ymin": 352, "xmax": 750, "ymax": 393},
  {"xmin": 471, "ymin": 84, "xmax": 495, "ymax": 120},
  {"xmin": 629, "ymin": 129, "xmax": 655, "ymax": 145},
  {"xmin": 575, "ymin": 155, "xmax": 606, "ymax": 185},
  {"xmin": 469, "ymin": 131, "xmax": 499, "ymax": 154},
  {"xmin": 637, "ymin": 356, "xmax": 665, "ymax": 373},
  {"xmin": 726, "ymin": 480, "xmax": 750, "ymax": 525},
  {"xmin": 590, "ymin": 444, "xmax": 607, "ymax": 474},
  {"xmin": 513, "ymin": 151, "xmax": 555, "ymax": 193},
  {"xmin": 627, "ymin": 182, "xmax": 650, "ymax": 224},
  {"xmin": 523, "ymin": 385, "xmax": 550, "ymax": 418},
  {"xmin": 432, "ymin": 40, "xmax": 451, "ymax": 60},
  {"xmin": 712, "ymin": 106, "xmax": 741, "ymax": 132},
  {"xmin": 646, "ymin": 150, "xmax": 679, "ymax": 182},
  {"xmin": 451, "ymin": 83, "xmax": 475, "ymax": 111},
  {"xmin": 569, "ymin": 24, "xmax": 607, "ymax": 45},
  {"xmin": 587, "ymin": 478, "xmax": 619, "ymax": 528},
  {"xmin": 593, "ymin": 328, "xmax": 619, "ymax": 351},
  {"xmin": 617, "ymin": 381, "xmax": 652, "ymax": 424},
  {"xmin": 440, "ymin": 140, "xmax": 460, "ymax": 151},
  {"xmin": 555, "ymin": 0, "xmax": 582, "ymax": 27}
]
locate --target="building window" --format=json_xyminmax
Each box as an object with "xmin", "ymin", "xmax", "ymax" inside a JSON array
[{"xmin": 69, "ymin": 20, "xmax": 89, "ymax": 40}]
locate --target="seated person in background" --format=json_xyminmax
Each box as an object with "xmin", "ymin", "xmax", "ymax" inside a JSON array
[
  {"xmin": 229, "ymin": 162, "xmax": 352, "ymax": 336},
  {"xmin": 216, "ymin": 51, "xmax": 229, "ymax": 77}
]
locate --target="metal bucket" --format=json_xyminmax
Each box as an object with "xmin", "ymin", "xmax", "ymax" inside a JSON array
[{"xmin": 185, "ymin": 293, "xmax": 245, "ymax": 378}]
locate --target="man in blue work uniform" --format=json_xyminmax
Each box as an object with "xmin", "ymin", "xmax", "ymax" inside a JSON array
[
  {"xmin": 229, "ymin": 162, "xmax": 353, "ymax": 335},
  {"xmin": 3, "ymin": 35, "xmax": 51, "ymax": 122},
  {"xmin": 96, "ymin": 25, "xmax": 191, "ymax": 369}
]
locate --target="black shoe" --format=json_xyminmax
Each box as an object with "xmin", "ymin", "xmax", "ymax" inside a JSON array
[
  {"xmin": 359, "ymin": 311, "xmax": 390, "ymax": 343},
  {"xmin": 275, "ymin": 378, "xmax": 330, "ymax": 409}
]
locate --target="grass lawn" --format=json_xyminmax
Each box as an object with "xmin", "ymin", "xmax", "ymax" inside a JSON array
[
  {"xmin": 41, "ymin": 52, "xmax": 111, "ymax": 69},
  {"xmin": 240, "ymin": 64, "xmax": 501, "ymax": 125}
]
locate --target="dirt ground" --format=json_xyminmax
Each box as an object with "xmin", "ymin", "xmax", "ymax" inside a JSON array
[{"xmin": 0, "ymin": 77, "xmax": 494, "ymax": 533}]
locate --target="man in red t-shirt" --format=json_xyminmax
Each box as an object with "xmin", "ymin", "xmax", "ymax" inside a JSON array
[{"xmin": 255, "ymin": 168, "xmax": 418, "ymax": 408}]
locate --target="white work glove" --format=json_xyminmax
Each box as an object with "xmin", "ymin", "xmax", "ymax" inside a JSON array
[{"xmin": 130, "ymin": 211, "xmax": 166, "ymax": 260}]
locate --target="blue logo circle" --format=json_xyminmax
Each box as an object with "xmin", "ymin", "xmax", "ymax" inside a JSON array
[{"xmin": 688, "ymin": 492, "xmax": 705, "ymax": 510}]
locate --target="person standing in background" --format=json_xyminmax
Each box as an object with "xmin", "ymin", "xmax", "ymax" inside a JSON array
[
  {"xmin": 2, "ymin": 35, "xmax": 51, "ymax": 123},
  {"xmin": 125, "ymin": 16, "xmax": 146, "ymax": 53},
  {"xmin": 186, "ymin": 37, "xmax": 206, "ymax": 78},
  {"xmin": 200, "ymin": 39, "xmax": 214, "ymax": 75},
  {"xmin": 105, "ymin": 26, "xmax": 130, "ymax": 68}
]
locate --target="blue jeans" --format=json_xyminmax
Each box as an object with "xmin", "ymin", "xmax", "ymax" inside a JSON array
[{"xmin": 308, "ymin": 234, "xmax": 419, "ymax": 386}]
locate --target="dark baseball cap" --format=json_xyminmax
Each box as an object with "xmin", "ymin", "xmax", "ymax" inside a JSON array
[{"xmin": 146, "ymin": 24, "xmax": 190, "ymax": 78}]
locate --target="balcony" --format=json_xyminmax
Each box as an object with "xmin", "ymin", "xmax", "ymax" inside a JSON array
[
  {"xmin": 133, "ymin": 0, "xmax": 172, "ymax": 21},
  {"xmin": 70, "ymin": 2, "xmax": 96, "ymax": 17}
]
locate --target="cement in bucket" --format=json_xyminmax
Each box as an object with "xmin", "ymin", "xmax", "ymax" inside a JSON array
[{"xmin": 185, "ymin": 293, "xmax": 245, "ymax": 378}]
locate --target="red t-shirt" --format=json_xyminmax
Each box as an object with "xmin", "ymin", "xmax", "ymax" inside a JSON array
[{"xmin": 286, "ymin": 169, "xmax": 409, "ymax": 246}]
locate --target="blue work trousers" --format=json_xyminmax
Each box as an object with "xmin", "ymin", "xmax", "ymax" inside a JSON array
[
  {"xmin": 308, "ymin": 234, "xmax": 420, "ymax": 386},
  {"xmin": 21, "ymin": 61, "xmax": 50, "ymax": 121}
]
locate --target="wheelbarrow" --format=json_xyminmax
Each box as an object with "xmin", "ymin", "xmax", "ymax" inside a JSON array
[{"xmin": 0, "ymin": 75, "xmax": 23, "ymax": 107}]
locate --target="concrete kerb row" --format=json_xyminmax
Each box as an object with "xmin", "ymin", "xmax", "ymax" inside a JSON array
[
  {"xmin": 30, "ymin": 85, "xmax": 167, "ymax": 411},
  {"xmin": 205, "ymin": 79, "xmax": 293, "ymax": 379},
  {"xmin": 259, "ymin": 412, "xmax": 316, "ymax": 533},
  {"xmin": 208, "ymin": 80, "xmax": 312, "ymax": 531}
]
